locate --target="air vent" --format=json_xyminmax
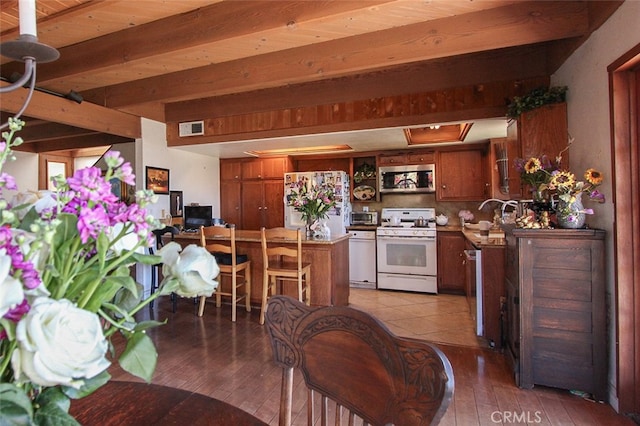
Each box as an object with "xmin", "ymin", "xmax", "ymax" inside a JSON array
[{"xmin": 178, "ymin": 121, "xmax": 204, "ymax": 137}]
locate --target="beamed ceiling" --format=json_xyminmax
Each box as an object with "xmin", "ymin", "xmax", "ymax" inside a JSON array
[{"xmin": 0, "ymin": 0, "xmax": 623, "ymax": 157}]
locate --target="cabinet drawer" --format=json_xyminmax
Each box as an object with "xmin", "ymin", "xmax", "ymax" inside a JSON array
[
  {"xmin": 407, "ymin": 152, "xmax": 434, "ymax": 164},
  {"xmin": 377, "ymin": 154, "xmax": 406, "ymax": 165}
]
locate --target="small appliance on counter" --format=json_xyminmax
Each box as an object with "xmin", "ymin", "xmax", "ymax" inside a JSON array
[{"xmin": 350, "ymin": 210, "xmax": 378, "ymax": 226}]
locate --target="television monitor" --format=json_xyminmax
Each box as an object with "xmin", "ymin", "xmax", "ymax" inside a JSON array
[{"xmin": 183, "ymin": 205, "xmax": 212, "ymax": 230}]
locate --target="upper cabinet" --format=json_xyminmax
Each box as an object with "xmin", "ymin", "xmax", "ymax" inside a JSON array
[
  {"xmin": 220, "ymin": 159, "xmax": 242, "ymax": 181},
  {"xmin": 437, "ymin": 147, "xmax": 488, "ymax": 201},
  {"xmin": 504, "ymin": 102, "xmax": 569, "ymax": 199},
  {"xmin": 241, "ymin": 157, "xmax": 293, "ymax": 180}
]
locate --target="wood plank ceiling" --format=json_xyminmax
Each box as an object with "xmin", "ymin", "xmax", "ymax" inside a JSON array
[{"xmin": 0, "ymin": 0, "xmax": 623, "ymax": 155}]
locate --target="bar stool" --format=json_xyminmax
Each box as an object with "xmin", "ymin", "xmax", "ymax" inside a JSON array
[
  {"xmin": 150, "ymin": 226, "xmax": 180, "ymax": 312},
  {"xmin": 260, "ymin": 227, "xmax": 311, "ymax": 325},
  {"xmin": 198, "ymin": 224, "xmax": 251, "ymax": 322}
]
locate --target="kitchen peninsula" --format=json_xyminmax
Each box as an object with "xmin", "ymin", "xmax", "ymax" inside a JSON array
[{"xmin": 170, "ymin": 230, "xmax": 350, "ymax": 307}]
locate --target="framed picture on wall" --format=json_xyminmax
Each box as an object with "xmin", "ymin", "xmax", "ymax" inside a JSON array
[
  {"xmin": 169, "ymin": 190, "xmax": 183, "ymax": 217},
  {"xmin": 145, "ymin": 166, "xmax": 170, "ymax": 194}
]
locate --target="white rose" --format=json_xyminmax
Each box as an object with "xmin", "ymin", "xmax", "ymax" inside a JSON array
[
  {"xmin": 158, "ymin": 242, "xmax": 219, "ymax": 298},
  {"xmin": 11, "ymin": 297, "xmax": 110, "ymax": 388},
  {"xmin": 108, "ymin": 222, "xmax": 145, "ymax": 255},
  {"xmin": 10, "ymin": 190, "xmax": 57, "ymax": 220},
  {"xmin": 0, "ymin": 253, "xmax": 24, "ymax": 317}
]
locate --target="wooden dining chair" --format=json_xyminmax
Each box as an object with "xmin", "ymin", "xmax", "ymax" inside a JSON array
[
  {"xmin": 260, "ymin": 227, "xmax": 311, "ymax": 325},
  {"xmin": 198, "ymin": 225, "xmax": 251, "ymax": 322},
  {"xmin": 265, "ymin": 295, "xmax": 455, "ymax": 426}
]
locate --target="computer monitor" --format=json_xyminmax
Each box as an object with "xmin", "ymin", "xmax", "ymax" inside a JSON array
[{"xmin": 183, "ymin": 205, "xmax": 212, "ymax": 230}]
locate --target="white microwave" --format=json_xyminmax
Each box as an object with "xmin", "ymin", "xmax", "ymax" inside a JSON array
[{"xmin": 379, "ymin": 164, "xmax": 436, "ymax": 194}]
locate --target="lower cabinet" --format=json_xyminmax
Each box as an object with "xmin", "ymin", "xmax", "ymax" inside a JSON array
[
  {"xmin": 436, "ymin": 230, "xmax": 465, "ymax": 294},
  {"xmin": 504, "ymin": 227, "xmax": 606, "ymax": 401}
]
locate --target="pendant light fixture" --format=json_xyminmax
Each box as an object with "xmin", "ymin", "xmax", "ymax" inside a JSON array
[{"xmin": 0, "ymin": 0, "xmax": 60, "ymax": 130}]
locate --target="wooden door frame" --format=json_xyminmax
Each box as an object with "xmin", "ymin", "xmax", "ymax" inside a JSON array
[
  {"xmin": 38, "ymin": 153, "xmax": 73, "ymax": 190},
  {"xmin": 608, "ymin": 42, "xmax": 640, "ymax": 418}
]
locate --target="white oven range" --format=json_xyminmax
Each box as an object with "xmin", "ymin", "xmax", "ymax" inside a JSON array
[{"xmin": 376, "ymin": 208, "xmax": 437, "ymax": 293}]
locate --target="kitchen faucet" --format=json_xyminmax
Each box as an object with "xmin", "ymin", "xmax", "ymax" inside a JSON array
[{"xmin": 478, "ymin": 198, "xmax": 520, "ymax": 223}]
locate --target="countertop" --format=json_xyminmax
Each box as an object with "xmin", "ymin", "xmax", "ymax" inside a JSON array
[{"xmin": 434, "ymin": 224, "xmax": 506, "ymax": 248}]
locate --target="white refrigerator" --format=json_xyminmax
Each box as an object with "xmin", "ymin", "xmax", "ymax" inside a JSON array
[{"xmin": 284, "ymin": 171, "xmax": 350, "ymax": 236}]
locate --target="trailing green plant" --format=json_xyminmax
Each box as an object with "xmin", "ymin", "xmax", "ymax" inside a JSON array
[{"xmin": 506, "ymin": 86, "xmax": 568, "ymax": 118}]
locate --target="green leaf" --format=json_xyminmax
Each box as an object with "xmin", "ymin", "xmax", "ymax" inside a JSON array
[
  {"xmin": 34, "ymin": 387, "xmax": 70, "ymax": 414},
  {"xmin": 61, "ymin": 371, "xmax": 111, "ymax": 400},
  {"xmin": 53, "ymin": 214, "xmax": 80, "ymax": 244},
  {"xmin": 17, "ymin": 206, "xmax": 40, "ymax": 231},
  {"xmin": 0, "ymin": 383, "xmax": 34, "ymax": 425},
  {"xmin": 132, "ymin": 252, "xmax": 161, "ymax": 265},
  {"xmin": 133, "ymin": 320, "xmax": 166, "ymax": 332},
  {"xmin": 118, "ymin": 332, "xmax": 158, "ymax": 383},
  {"xmin": 33, "ymin": 401, "xmax": 80, "ymax": 426}
]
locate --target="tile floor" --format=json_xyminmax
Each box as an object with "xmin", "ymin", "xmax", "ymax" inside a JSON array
[{"xmin": 348, "ymin": 287, "xmax": 490, "ymax": 349}]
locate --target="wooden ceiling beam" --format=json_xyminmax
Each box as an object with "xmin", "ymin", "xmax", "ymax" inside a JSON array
[
  {"xmin": 1, "ymin": 82, "xmax": 141, "ymax": 139},
  {"xmin": 12, "ymin": 133, "xmax": 132, "ymax": 154},
  {"xmin": 11, "ymin": 121, "xmax": 100, "ymax": 143},
  {"xmin": 165, "ymin": 44, "xmax": 550, "ymax": 122},
  {"xmin": 166, "ymin": 76, "xmax": 549, "ymax": 146},
  {"xmin": 87, "ymin": 1, "xmax": 587, "ymax": 109},
  {"xmin": 14, "ymin": 0, "xmax": 392, "ymax": 87}
]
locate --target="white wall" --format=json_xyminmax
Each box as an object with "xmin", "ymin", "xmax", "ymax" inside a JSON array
[
  {"xmin": 3, "ymin": 150, "xmax": 38, "ymax": 199},
  {"xmin": 552, "ymin": 0, "xmax": 640, "ymax": 410},
  {"xmin": 138, "ymin": 118, "xmax": 220, "ymax": 221}
]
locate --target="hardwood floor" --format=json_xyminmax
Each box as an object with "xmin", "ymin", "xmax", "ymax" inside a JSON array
[{"xmin": 103, "ymin": 290, "xmax": 634, "ymax": 426}]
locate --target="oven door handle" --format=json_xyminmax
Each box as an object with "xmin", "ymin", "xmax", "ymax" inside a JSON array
[{"xmin": 376, "ymin": 235, "xmax": 436, "ymax": 241}]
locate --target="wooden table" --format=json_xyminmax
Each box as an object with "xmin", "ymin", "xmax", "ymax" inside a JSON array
[
  {"xmin": 70, "ymin": 381, "xmax": 268, "ymax": 425},
  {"xmin": 170, "ymin": 230, "xmax": 350, "ymax": 307}
]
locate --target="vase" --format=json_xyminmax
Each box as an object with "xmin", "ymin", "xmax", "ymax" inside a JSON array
[
  {"xmin": 314, "ymin": 219, "xmax": 331, "ymax": 240},
  {"xmin": 556, "ymin": 193, "xmax": 586, "ymax": 229},
  {"xmin": 305, "ymin": 217, "xmax": 316, "ymax": 239}
]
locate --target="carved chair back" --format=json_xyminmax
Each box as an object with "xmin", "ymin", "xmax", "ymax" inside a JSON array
[{"xmin": 265, "ymin": 295, "xmax": 454, "ymax": 426}]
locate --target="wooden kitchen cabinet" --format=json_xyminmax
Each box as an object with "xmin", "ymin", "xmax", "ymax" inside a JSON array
[
  {"xmin": 241, "ymin": 156, "xmax": 292, "ymax": 180},
  {"xmin": 437, "ymin": 147, "xmax": 488, "ymax": 201},
  {"xmin": 220, "ymin": 157, "xmax": 290, "ymax": 229},
  {"xmin": 504, "ymin": 227, "xmax": 606, "ymax": 400},
  {"xmin": 377, "ymin": 150, "xmax": 435, "ymax": 166},
  {"xmin": 240, "ymin": 180, "xmax": 284, "ymax": 230},
  {"xmin": 220, "ymin": 181, "xmax": 241, "ymax": 226},
  {"xmin": 220, "ymin": 159, "xmax": 242, "ymax": 181},
  {"xmin": 436, "ymin": 230, "xmax": 466, "ymax": 294},
  {"xmin": 505, "ymin": 102, "xmax": 569, "ymax": 199}
]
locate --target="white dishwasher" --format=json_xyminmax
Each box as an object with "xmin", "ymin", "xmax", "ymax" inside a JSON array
[{"xmin": 348, "ymin": 230, "xmax": 377, "ymax": 289}]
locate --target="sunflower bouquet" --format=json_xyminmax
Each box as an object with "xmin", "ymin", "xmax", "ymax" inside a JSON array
[
  {"xmin": 548, "ymin": 168, "xmax": 605, "ymax": 209},
  {"xmin": 514, "ymin": 155, "xmax": 559, "ymax": 198}
]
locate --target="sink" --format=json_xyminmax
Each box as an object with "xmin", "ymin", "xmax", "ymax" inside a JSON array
[{"xmin": 473, "ymin": 232, "xmax": 505, "ymax": 239}]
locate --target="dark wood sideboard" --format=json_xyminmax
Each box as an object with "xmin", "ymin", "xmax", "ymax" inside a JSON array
[{"xmin": 504, "ymin": 227, "xmax": 606, "ymax": 400}]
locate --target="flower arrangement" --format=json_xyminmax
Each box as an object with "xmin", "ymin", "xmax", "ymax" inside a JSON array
[
  {"xmin": 514, "ymin": 155, "xmax": 559, "ymax": 199},
  {"xmin": 286, "ymin": 180, "xmax": 336, "ymax": 223},
  {"xmin": 549, "ymin": 167, "xmax": 605, "ymax": 213},
  {"xmin": 458, "ymin": 210, "xmax": 474, "ymax": 227},
  {"xmin": 0, "ymin": 118, "xmax": 219, "ymax": 425}
]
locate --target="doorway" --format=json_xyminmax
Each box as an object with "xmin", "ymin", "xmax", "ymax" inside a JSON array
[
  {"xmin": 609, "ymin": 43, "xmax": 640, "ymax": 420},
  {"xmin": 38, "ymin": 153, "xmax": 72, "ymax": 190}
]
